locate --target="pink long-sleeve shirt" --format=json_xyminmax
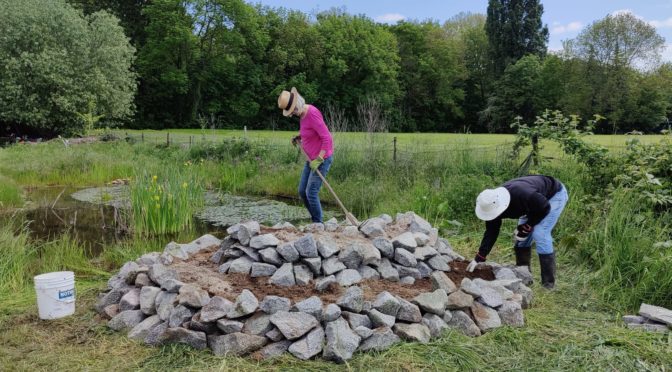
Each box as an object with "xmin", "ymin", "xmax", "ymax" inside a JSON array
[{"xmin": 300, "ymin": 105, "xmax": 334, "ymax": 160}]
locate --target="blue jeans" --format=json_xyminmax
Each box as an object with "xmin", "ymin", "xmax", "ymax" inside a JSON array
[
  {"xmin": 515, "ymin": 184, "xmax": 569, "ymax": 255},
  {"xmin": 298, "ymin": 156, "xmax": 333, "ymax": 223}
]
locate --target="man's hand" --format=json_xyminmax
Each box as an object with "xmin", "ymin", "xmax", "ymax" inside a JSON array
[
  {"xmin": 514, "ymin": 224, "xmax": 533, "ymax": 242},
  {"xmin": 291, "ymin": 135, "xmax": 301, "ymax": 147},
  {"xmin": 466, "ymin": 253, "xmax": 486, "ymax": 272},
  {"xmin": 309, "ymin": 156, "xmax": 324, "ymax": 171}
]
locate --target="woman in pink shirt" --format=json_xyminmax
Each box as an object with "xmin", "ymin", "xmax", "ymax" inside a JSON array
[{"xmin": 278, "ymin": 87, "xmax": 334, "ymax": 223}]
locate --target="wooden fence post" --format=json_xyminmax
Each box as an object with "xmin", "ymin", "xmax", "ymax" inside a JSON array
[
  {"xmin": 532, "ymin": 134, "xmax": 539, "ymax": 166},
  {"xmin": 393, "ymin": 136, "xmax": 397, "ymax": 163},
  {"xmin": 166, "ymin": 132, "xmax": 170, "ymax": 146}
]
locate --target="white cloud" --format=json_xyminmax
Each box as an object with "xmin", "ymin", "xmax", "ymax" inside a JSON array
[
  {"xmin": 374, "ymin": 13, "xmax": 405, "ymax": 24},
  {"xmin": 610, "ymin": 9, "xmax": 635, "ymax": 17},
  {"xmin": 609, "ymin": 9, "xmax": 650, "ymax": 22},
  {"xmin": 551, "ymin": 21, "xmax": 583, "ymax": 34},
  {"xmin": 649, "ymin": 17, "xmax": 672, "ymax": 28},
  {"xmin": 608, "ymin": 9, "xmax": 672, "ymax": 30}
]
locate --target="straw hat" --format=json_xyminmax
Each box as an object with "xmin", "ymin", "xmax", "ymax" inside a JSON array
[
  {"xmin": 475, "ymin": 187, "xmax": 510, "ymax": 221},
  {"xmin": 278, "ymin": 87, "xmax": 300, "ymax": 117}
]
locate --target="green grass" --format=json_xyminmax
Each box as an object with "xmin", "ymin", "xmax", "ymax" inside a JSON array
[
  {"xmin": 581, "ymin": 190, "xmax": 672, "ymax": 309},
  {"xmin": 1, "ymin": 263, "xmax": 670, "ymax": 371},
  {"xmin": 0, "ymin": 223, "xmax": 35, "ymax": 293},
  {"xmin": 96, "ymin": 243, "xmax": 164, "ymax": 275},
  {"xmin": 130, "ymin": 168, "xmax": 205, "ymax": 236},
  {"xmin": 0, "ymin": 225, "xmax": 108, "ymax": 293},
  {"xmin": 1, "ymin": 132, "xmax": 671, "ymax": 370},
  {"xmin": 112, "ymin": 128, "xmax": 666, "ymax": 149},
  {"xmin": 0, "ymin": 175, "xmax": 23, "ymax": 208},
  {"xmin": 0, "ymin": 141, "xmax": 140, "ymax": 186},
  {"xmin": 37, "ymin": 233, "xmax": 109, "ymax": 278}
]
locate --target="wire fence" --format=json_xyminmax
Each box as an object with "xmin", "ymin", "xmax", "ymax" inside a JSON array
[
  {"xmin": 115, "ymin": 130, "xmax": 515, "ymax": 156},
  {"xmin": 112, "ymin": 130, "xmax": 634, "ymax": 169}
]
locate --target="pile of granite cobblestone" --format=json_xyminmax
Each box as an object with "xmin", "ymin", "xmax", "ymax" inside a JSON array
[{"xmin": 97, "ymin": 212, "xmax": 534, "ymax": 362}]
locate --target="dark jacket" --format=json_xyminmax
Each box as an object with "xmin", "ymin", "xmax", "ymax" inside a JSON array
[{"xmin": 478, "ymin": 175, "xmax": 562, "ymax": 258}]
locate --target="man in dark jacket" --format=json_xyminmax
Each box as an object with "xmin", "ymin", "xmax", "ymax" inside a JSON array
[{"xmin": 466, "ymin": 175, "xmax": 569, "ymax": 289}]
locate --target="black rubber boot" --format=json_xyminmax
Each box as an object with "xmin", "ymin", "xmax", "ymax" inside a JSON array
[
  {"xmin": 514, "ymin": 246, "xmax": 532, "ymax": 269},
  {"xmin": 538, "ymin": 252, "xmax": 556, "ymax": 289}
]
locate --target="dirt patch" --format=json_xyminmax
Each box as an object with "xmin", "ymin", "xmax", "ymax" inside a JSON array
[
  {"xmin": 260, "ymin": 227, "xmax": 302, "ymax": 242},
  {"xmin": 173, "ymin": 250, "xmax": 495, "ymax": 304},
  {"xmin": 359, "ymin": 278, "xmax": 432, "ymax": 301},
  {"xmin": 448, "ymin": 260, "xmax": 496, "ymax": 283},
  {"xmin": 209, "ymin": 273, "xmax": 343, "ymax": 303}
]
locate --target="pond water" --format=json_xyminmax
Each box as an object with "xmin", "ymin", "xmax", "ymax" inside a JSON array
[{"xmin": 2, "ymin": 186, "xmax": 337, "ymax": 255}]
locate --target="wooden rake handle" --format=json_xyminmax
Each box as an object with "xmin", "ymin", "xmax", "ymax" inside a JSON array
[{"xmin": 298, "ymin": 145, "xmax": 359, "ymax": 226}]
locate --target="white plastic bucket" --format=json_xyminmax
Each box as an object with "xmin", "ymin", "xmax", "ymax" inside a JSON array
[{"xmin": 34, "ymin": 271, "xmax": 76, "ymax": 320}]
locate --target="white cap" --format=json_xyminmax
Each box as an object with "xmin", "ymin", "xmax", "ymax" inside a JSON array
[{"xmin": 475, "ymin": 187, "xmax": 510, "ymax": 221}]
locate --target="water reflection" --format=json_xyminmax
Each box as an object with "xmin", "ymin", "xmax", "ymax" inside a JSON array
[{"xmin": 2, "ymin": 186, "xmax": 336, "ymax": 255}]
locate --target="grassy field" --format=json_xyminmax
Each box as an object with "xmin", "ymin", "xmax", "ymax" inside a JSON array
[
  {"xmin": 1, "ymin": 131, "xmax": 671, "ymax": 370},
  {"xmin": 111, "ymin": 129, "xmax": 664, "ymax": 149},
  {"xmin": 1, "ymin": 248, "xmax": 670, "ymax": 371}
]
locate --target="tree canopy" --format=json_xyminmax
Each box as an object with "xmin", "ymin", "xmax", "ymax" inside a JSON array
[
  {"xmin": 2, "ymin": 1, "xmax": 671, "ymax": 136},
  {"xmin": 0, "ymin": 0, "xmax": 136, "ymax": 136},
  {"xmin": 486, "ymin": 0, "xmax": 549, "ymax": 77}
]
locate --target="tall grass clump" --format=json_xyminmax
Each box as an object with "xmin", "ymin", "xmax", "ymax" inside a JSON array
[
  {"xmin": 0, "ymin": 225, "xmax": 106, "ymax": 296},
  {"xmin": 218, "ymin": 161, "xmax": 258, "ymax": 194},
  {"xmin": 0, "ymin": 224, "xmax": 36, "ymax": 293},
  {"xmin": 0, "ymin": 175, "xmax": 23, "ymax": 208},
  {"xmin": 37, "ymin": 233, "xmax": 107, "ymax": 278},
  {"xmin": 131, "ymin": 168, "xmax": 204, "ymax": 235},
  {"xmin": 582, "ymin": 189, "xmax": 672, "ymax": 310}
]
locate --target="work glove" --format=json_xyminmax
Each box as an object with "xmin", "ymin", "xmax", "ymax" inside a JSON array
[
  {"xmin": 309, "ymin": 156, "xmax": 324, "ymax": 171},
  {"xmin": 514, "ymin": 224, "xmax": 533, "ymax": 242},
  {"xmin": 466, "ymin": 253, "xmax": 486, "ymax": 272},
  {"xmin": 291, "ymin": 135, "xmax": 301, "ymax": 147}
]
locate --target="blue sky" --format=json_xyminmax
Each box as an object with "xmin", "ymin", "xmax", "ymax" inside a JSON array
[{"xmin": 247, "ymin": 0, "xmax": 672, "ymax": 62}]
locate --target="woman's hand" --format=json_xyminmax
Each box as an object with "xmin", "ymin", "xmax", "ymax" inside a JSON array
[{"xmin": 309, "ymin": 156, "xmax": 324, "ymax": 171}]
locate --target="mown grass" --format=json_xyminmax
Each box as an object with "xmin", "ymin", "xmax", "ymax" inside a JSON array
[{"xmin": 1, "ymin": 261, "xmax": 670, "ymax": 371}]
